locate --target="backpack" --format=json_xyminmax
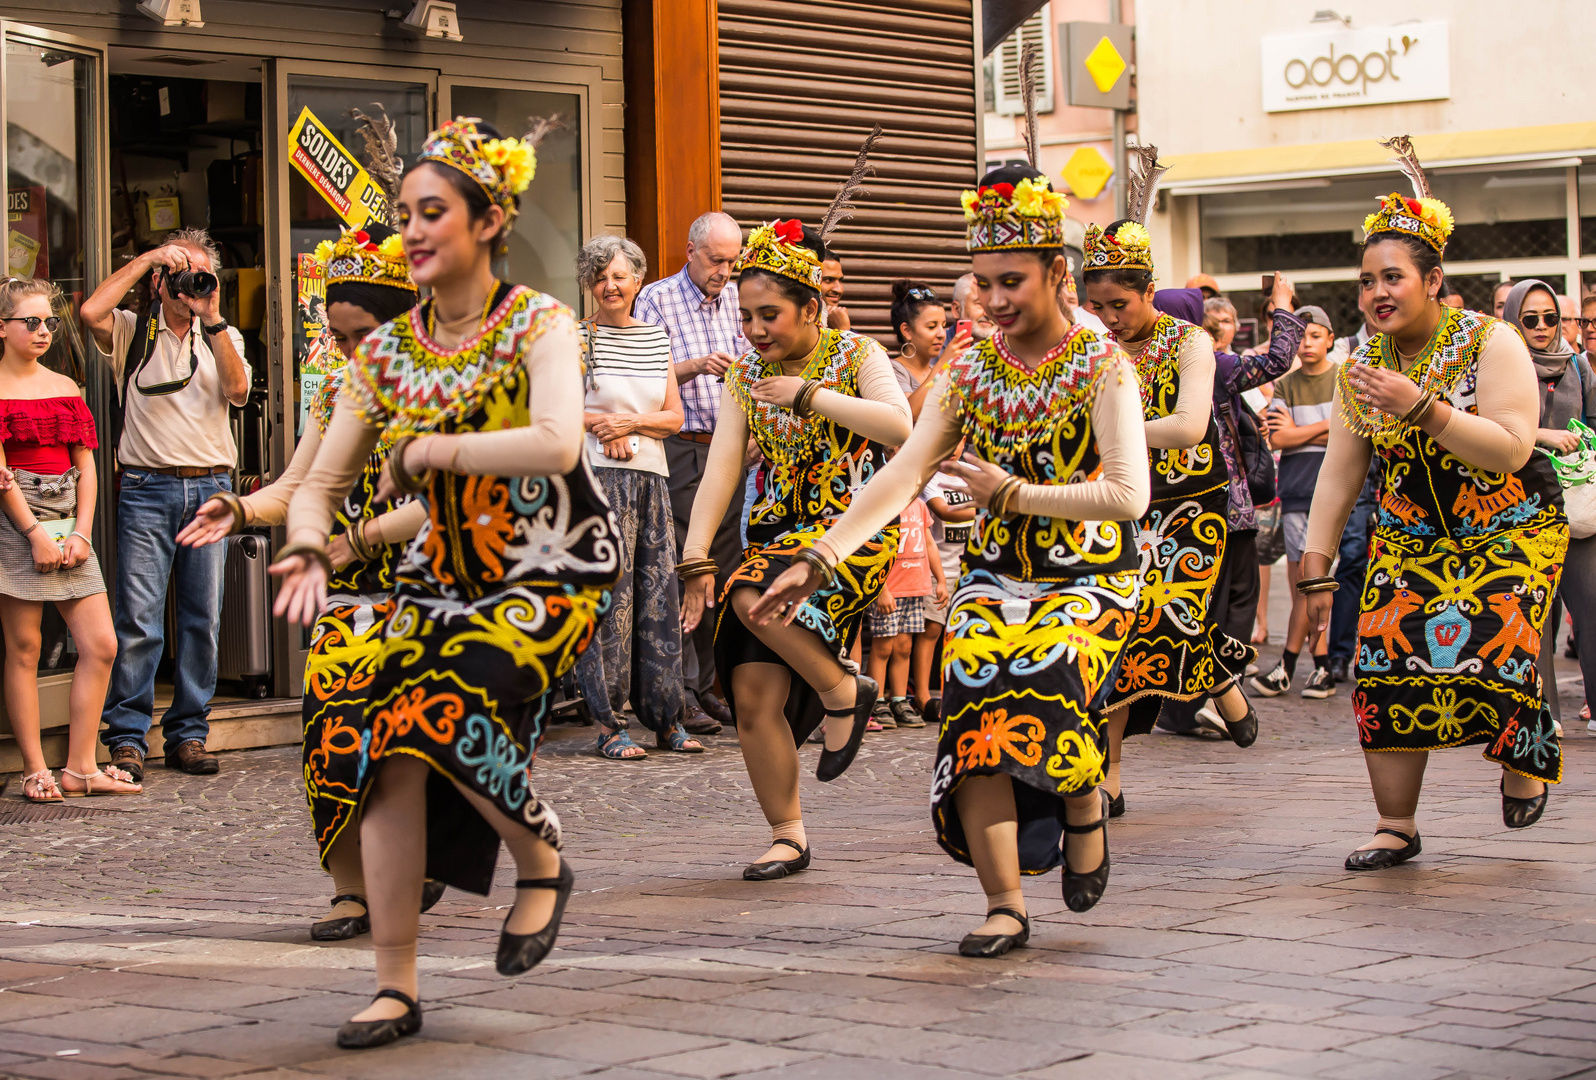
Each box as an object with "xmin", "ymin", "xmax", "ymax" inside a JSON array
[{"xmin": 1220, "ymin": 394, "xmax": 1275, "ymax": 507}]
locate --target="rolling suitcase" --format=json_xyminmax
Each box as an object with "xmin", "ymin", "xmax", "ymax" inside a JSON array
[{"xmin": 218, "ymin": 532, "xmax": 273, "ymax": 697}]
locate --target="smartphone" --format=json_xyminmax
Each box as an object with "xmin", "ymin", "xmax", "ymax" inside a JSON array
[
  {"xmin": 956, "ymin": 319, "xmax": 973, "ymax": 338},
  {"xmin": 1261, "ymin": 273, "xmax": 1275, "ymax": 295}
]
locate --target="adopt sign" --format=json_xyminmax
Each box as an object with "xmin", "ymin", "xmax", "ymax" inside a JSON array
[
  {"xmin": 1261, "ymin": 21, "xmax": 1449, "ymax": 113},
  {"xmin": 287, "ymin": 107, "xmax": 391, "ymax": 228}
]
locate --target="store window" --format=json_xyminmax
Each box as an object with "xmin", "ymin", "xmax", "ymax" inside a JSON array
[{"xmin": 447, "ymin": 85, "xmax": 583, "ymax": 310}]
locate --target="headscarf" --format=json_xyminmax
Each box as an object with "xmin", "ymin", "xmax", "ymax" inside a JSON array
[
  {"xmin": 1503, "ymin": 278, "xmax": 1572, "ymax": 381},
  {"xmin": 1152, "ymin": 287, "xmax": 1204, "ymax": 326}
]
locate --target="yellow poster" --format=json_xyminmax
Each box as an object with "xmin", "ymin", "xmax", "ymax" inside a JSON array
[{"xmin": 287, "ymin": 107, "xmax": 390, "ymax": 229}]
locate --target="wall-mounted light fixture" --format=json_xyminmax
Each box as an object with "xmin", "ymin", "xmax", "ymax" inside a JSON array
[
  {"xmin": 391, "ymin": 1, "xmax": 463, "ymax": 42},
  {"xmin": 138, "ymin": 0, "xmax": 204, "ymax": 28}
]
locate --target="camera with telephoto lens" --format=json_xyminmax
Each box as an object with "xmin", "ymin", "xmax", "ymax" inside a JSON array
[{"xmin": 158, "ymin": 264, "xmax": 218, "ymax": 300}]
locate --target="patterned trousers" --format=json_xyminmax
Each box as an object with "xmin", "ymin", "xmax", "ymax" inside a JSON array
[{"xmin": 574, "ymin": 468, "xmax": 685, "ymax": 733}]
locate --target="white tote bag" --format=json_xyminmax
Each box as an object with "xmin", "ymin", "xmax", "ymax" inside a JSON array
[{"xmin": 1541, "ymin": 418, "xmax": 1596, "ymax": 540}]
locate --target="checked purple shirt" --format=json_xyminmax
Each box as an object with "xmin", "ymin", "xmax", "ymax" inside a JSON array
[{"xmin": 634, "ymin": 266, "xmax": 749, "ymax": 434}]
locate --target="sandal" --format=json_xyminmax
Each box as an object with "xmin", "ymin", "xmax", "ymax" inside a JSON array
[
  {"xmin": 497, "ymin": 859, "xmax": 574, "ymax": 976},
  {"xmin": 312, "ymin": 894, "xmax": 371, "ymax": 941},
  {"xmin": 656, "ymin": 723, "xmax": 704, "ymax": 753},
  {"xmin": 596, "ymin": 728, "xmax": 647, "ymax": 760},
  {"xmin": 21, "ymin": 769, "xmax": 62, "ymax": 803},
  {"xmin": 61, "ymin": 765, "xmax": 142, "ymax": 797}
]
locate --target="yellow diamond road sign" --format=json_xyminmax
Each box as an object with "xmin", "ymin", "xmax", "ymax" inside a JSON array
[
  {"xmin": 1061, "ymin": 147, "xmax": 1114, "ymax": 201},
  {"xmin": 1083, "ymin": 35, "xmax": 1127, "ymax": 94}
]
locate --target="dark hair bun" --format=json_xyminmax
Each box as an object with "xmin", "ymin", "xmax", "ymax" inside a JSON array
[{"xmin": 978, "ymin": 163, "xmax": 1046, "ymax": 188}]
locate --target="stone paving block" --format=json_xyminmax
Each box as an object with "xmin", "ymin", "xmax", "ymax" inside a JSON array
[
  {"xmin": 491, "ymin": 1019, "xmax": 725, "ymax": 1064},
  {"xmin": 5, "ymin": 1004, "xmax": 242, "ymax": 1043},
  {"xmin": 0, "ymin": 1059, "xmax": 148, "ymax": 1080},
  {"xmin": 135, "ymin": 1020, "xmax": 342, "ymax": 1068},
  {"xmin": 635, "ymin": 1041, "xmax": 818, "ymax": 1078},
  {"xmin": 296, "ymin": 1037, "xmax": 592, "ymax": 1079},
  {"xmin": 1021, "ymin": 1050, "xmax": 1227, "ymax": 1079},
  {"xmin": 135, "ymin": 1054, "xmax": 260, "ymax": 1077}
]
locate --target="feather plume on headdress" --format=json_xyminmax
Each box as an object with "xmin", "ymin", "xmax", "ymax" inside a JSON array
[
  {"xmin": 350, "ymin": 105, "xmax": 403, "ymax": 219},
  {"xmin": 1124, "ymin": 144, "xmax": 1169, "ymax": 227},
  {"xmin": 818, "ymin": 123, "xmax": 883, "ymax": 243},
  {"xmin": 1379, "ymin": 134, "xmax": 1433, "ymax": 200},
  {"xmin": 1020, "ymin": 42, "xmax": 1040, "ymax": 169}
]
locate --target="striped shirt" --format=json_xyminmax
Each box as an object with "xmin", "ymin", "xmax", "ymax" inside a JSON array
[
  {"xmin": 634, "ymin": 266, "xmax": 748, "ymax": 433},
  {"xmin": 581, "ymin": 322, "xmax": 674, "ymax": 476}
]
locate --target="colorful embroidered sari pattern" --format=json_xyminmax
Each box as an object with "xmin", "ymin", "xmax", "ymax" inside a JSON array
[{"xmin": 1347, "ymin": 319, "xmax": 1567, "ymax": 782}]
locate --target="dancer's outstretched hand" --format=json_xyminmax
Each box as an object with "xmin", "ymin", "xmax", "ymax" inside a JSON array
[
  {"xmin": 680, "ymin": 573, "xmax": 717, "ymax": 633},
  {"xmin": 176, "ymin": 497, "xmax": 237, "ymax": 548},
  {"xmin": 748, "ymin": 561, "xmax": 822, "ymax": 627},
  {"xmin": 270, "ymin": 552, "xmax": 328, "ymax": 626},
  {"xmin": 938, "ymin": 452, "xmax": 1011, "ymax": 510}
]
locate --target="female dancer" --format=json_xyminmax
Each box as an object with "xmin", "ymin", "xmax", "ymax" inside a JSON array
[
  {"xmin": 177, "ymin": 216, "xmax": 430, "ymax": 940},
  {"xmin": 272, "ymin": 117, "xmax": 618, "ymax": 1049},
  {"xmin": 679, "ymin": 215, "xmax": 911, "ymax": 880},
  {"xmin": 753, "ymin": 165, "xmax": 1149, "ymax": 956},
  {"xmin": 1083, "ymin": 148, "xmax": 1260, "ymax": 817},
  {"xmin": 1303, "ymin": 137, "xmax": 1565, "ymax": 870}
]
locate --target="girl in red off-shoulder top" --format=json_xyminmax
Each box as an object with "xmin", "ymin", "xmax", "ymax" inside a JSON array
[{"xmin": 0, "ymin": 278, "xmax": 132, "ymax": 801}]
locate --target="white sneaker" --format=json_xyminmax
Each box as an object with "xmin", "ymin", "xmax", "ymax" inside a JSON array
[
  {"xmin": 1194, "ymin": 706, "xmax": 1229, "ymax": 738},
  {"xmin": 1300, "ymin": 667, "xmax": 1335, "ymax": 699},
  {"xmin": 1249, "ymin": 661, "xmax": 1290, "ymax": 697},
  {"xmin": 1244, "ymin": 662, "xmax": 1259, "ymax": 678},
  {"xmin": 1554, "ymin": 719, "xmax": 1565, "ymax": 738}
]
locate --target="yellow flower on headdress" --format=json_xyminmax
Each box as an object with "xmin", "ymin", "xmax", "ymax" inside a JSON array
[
  {"xmin": 1011, "ymin": 177, "xmax": 1046, "ymax": 217},
  {"xmin": 481, "ymin": 137, "xmax": 537, "ymax": 195},
  {"xmin": 312, "ymin": 238, "xmax": 337, "ymax": 270},
  {"xmin": 1417, "ymin": 197, "xmax": 1453, "ymax": 235},
  {"xmin": 960, "ymin": 188, "xmax": 981, "ymax": 221},
  {"xmin": 378, "ymin": 233, "xmax": 405, "ymax": 260},
  {"xmin": 1113, "ymin": 222, "xmax": 1150, "ymax": 248}
]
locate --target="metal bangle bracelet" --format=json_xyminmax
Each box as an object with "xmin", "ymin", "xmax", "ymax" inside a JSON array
[
  {"xmin": 794, "ymin": 546, "xmax": 836, "ymax": 588},
  {"xmin": 276, "ymin": 541, "xmax": 335, "ymax": 579},
  {"xmin": 214, "ymin": 489, "xmax": 248, "ymax": 535},
  {"xmin": 70, "ymin": 531, "xmax": 92, "ymax": 548}
]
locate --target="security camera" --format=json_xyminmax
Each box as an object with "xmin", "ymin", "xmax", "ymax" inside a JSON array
[
  {"xmin": 138, "ymin": 0, "xmax": 204, "ymax": 28},
  {"xmin": 399, "ymin": 1, "xmax": 463, "ymax": 42}
]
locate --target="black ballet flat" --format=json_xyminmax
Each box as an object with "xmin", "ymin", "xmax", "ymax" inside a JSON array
[
  {"xmin": 1107, "ymin": 790, "xmax": 1125, "ymax": 819},
  {"xmin": 958, "ymin": 906, "xmax": 1030, "ymax": 958},
  {"xmin": 743, "ymin": 837, "xmax": 812, "ymax": 881},
  {"xmin": 1344, "ymin": 828, "xmax": 1421, "ymax": 871},
  {"xmin": 816, "ymin": 674, "xmax": 878, "ymax": 782},
  {"xmin": 496, "ymin": 859, "xmax": 575, "ymax": 977},
  {"xmin": 420, "ymin": 879, "xmax": 446, "ymax": 913},
  {"xmin": 336, "ymin": 989, "xmax": 421, "ymax": 1049},
  {"xmin": 1227, "ymin": 699, "xmax": 1259, "ymax": 749},
  {"xmin": 1062, "ymin": 790, "xmax": 1111, "ymax": 913},
  {"xmin": 1502, "ymin": 777, "xmax": 1549, "ymax": 829},
  {"xmin": 310, "ymin": 894, "xmax": 370, "ymax": 941}
]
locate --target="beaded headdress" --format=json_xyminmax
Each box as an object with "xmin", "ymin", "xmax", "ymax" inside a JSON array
[
  {"xmin": 1083, "ymin": 144, "xmax": 1168, "ymax": 274},
  {"xmin": 417, "ymin": 116, "xmax": 543, "ymax": 223},
  {"xmin": 1362, "ymin": 136, "xmax": 1454, "ymax": 254},
  {"xmin": 313, "ymin": 228, "xmax": 415, "ymax": 293}
]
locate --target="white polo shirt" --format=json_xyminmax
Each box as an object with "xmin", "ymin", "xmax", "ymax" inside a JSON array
[{"xmin": 103, "ymin": 307, "xmax": 250, "ymax": 470}]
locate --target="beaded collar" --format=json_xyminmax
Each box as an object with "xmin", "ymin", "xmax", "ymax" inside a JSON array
[
  {"xmin": 1338, "ymin": 306, "xmax": 1492, "ymax": 446},
  {"xmin": 942, "ymin": 323, "xmax": 1120, "ymax": 458},
  {"xmin": 1113, "ymin": 313, "xmax": 1195, "ymax": 409},
  {"xmin": 726, "ymin": 328, "xmax": 868, "ymax": 465}
]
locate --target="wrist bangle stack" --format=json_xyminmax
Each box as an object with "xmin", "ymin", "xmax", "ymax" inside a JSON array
[
  {"xmin": 386, "ymin": 435, "xmax": 435, "ymax": 496},
  {"xmin": 346, "ymin": 518, "xmax": 378, "ymax": 563},
  {"xmin": 214, "ymin": 490, "xmax": 248, "ymax": 535},
  {"xmin": 1294, "ymin": 575, "xmax": 1339, "ymax": 595},
  {"xmin": 277, "ymin": 541, "xmax": 335, "ymax": 579},
  {"xmin": 793, "ymin": 379, "xmax": 822, "ymax": 418},
  {"xmin": 794, "ymin": 545, "xmax": 836, "ymax": 588},
  {"xmin": 676, "ymin": 558, "xmax": 718, "ymax": 581},
  {"xmin": 1400, "ymin": 390, "xmax": 1437, "ymax": 427},
  {"xmin": 989, "ymin": 476, "xmax": 1025, "ymax": 519}
]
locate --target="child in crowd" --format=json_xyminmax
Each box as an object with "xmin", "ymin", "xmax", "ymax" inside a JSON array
[
  {"xmin": 920, "ymin": 470, "xmax": 976, "ymax": 725},
  {"xmin": 1251, "ymin": 305, "xmax": 1338, "ymax": 700},
  {"xmin": 866, "ymin": 493, "xmax": 946, "ymax": 730}
]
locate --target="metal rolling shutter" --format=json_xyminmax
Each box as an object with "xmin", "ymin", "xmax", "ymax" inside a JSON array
[{"xmin": 718, "ymin": 0, "xmax": 978, "ymax": 346}]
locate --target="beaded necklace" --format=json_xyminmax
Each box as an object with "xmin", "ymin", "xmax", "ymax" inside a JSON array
[
  {"xmin": 1114, "ymin": 313, "xmax": 1188, "ymax": 411},
  {"xmin": 729, "ymin": 328, "xmax": 862, "ymax": 467},
  {"xmin": 1337, "ymin": 306, "xmax": 1488, "ymax": 442}
]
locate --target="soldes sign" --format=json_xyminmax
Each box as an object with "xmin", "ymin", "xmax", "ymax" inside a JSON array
[{"xmin": 1261, "ymin": 21, "xmax": 1449, "ymax": 113}]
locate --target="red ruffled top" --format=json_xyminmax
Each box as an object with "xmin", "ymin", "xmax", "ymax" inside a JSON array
[{"xmin": 0, "ymin": 397, "xmax": 98, "ymax": 474}]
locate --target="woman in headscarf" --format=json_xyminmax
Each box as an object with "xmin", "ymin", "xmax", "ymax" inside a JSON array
[{"xmin": 1506, "ymin": 279, "xmax": 1596, "ymax": 730}]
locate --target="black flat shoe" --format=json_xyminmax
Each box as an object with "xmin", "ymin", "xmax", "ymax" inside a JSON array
[
  {"xmin": 958, "ymin": 906, "xmax": 1030, "ymax": 958},
  {"xmin": 1228, "ymin": 699, "xmax": 1259, "ymax": 748},
  {"xmin": 816, "ymin": 674, "xmax": 877, "ymax": 782},
  {"xmin": 1502, "ymin": 777, "xmax": 1549, "ymax": 829},
  {"xmin": 1107, "ymin": 790, "xmax": 1125, "ymax": 819},
  {"xmin": 311, "ymin": 894, "xmax": 370, "ymax": 941},
  {"xmin": 1062, "ymin": 790, "xmax": 1111, "ymax": 913},
  {"xmin": 496, "ymin": 859, "xmax": 574, "ymax": 977},
  {"xmin": 743, "ymin": 837, "xmax": 811, "ymax": 880},
  {"xmin": 336, "ymin": 989, "xmax": 421, "ymax": 1049},
  {"xmin": 420, "ymin": 879, "xmax": 446, "ymax": 913},
  {"xmin": 1344, "ymin": 828, "xmax": 1421, "ymax": 871}
]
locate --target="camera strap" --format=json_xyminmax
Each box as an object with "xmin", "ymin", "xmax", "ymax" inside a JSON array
[{"xmin": 126, "ymin": 307, "xmax": 199, "ymax": 398}]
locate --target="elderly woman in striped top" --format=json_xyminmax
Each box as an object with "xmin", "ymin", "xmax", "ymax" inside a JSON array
[{"xmin": 571, "ymin": 235, "xmax": 701, "ymax": 759}]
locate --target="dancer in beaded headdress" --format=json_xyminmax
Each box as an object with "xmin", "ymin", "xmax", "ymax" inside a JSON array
[
  {"xmin": 1083, "ymin": 145, "xmax": 1263, "ymax": 820},
  {"xmin": 754, "ymin": 130, "xmax": 1152, "ymax": 954},
  {"xmin": 272, "ymin": 116, "xmax": 619, "ymax": 1050},
  {"xmin": 1303, "ymin": 136, "xmax": 1565, "ymax": 872},
  {"xmin": 678, "ymin": 126, "xmax": 914, "ymax": 883}
]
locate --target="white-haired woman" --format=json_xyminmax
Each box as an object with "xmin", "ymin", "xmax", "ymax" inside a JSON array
[{"xmin": 571, "ymin": 235, "xmax": 700, "ymax": 759}]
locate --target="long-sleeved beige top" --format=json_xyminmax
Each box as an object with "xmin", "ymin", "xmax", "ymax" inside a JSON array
[
  {"xmin": 286, "ymin": 313, "xmax": 582, "ymax": 548},
  {"xmin": 815, "ymin": 356, "xmax": 1151, "ymax": 566},
  {"xmin": 1120, "ymin": 326, "xmax": 1216, "ymax": 449},
  {"xmin": 680, "ymin": 341, "xmax": 913, "ymax": 562},
  {"xmin": 1304, "ymin": 321, "xmax": 1538, "ymax": 560}
]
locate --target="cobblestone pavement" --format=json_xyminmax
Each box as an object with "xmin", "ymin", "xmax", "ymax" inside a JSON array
[{"xmin": 2, "ymin": 661, "xmax": 1596, "ymax": 1080}]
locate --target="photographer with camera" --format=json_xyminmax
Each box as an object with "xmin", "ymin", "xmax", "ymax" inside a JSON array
[{"xmin": 80, "ymin": 228, "xmax": 250, "ymax": 781}]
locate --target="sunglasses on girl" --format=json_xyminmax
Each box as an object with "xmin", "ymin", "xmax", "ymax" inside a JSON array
[
  {"xmin": 1519, "ymin": 313, "xmax": 1563, "ymax": 330},
  {"xmin": 2, "ymin": 316, "xmax": 61, "ymax": 333}
]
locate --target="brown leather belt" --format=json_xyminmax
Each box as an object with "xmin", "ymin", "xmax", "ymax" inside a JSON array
[
  {"xmin": 138, "ymin": 465, "xmax": 231, "ymax": 478},
  {"xmin": 674, "ymin": 431, "xmax": 714, "ymax": 445}
]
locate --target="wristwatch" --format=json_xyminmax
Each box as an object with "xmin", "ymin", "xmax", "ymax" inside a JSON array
[{"xmin": 202, "ymin": 317, "xmax": 230, "ymax": 336}]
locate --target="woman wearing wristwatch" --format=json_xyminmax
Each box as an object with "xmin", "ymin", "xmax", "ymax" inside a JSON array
[
  {"xmin": 678, "ymin": 214, "xmax": 911, "ymax": 882},
  {"xmin": 1303, "ymin": 138, "xmax": 1566, "ymax": 872},
  {"xmin": 177, "ymin": 214, "xmax": 428, "ymax": 943},
  {"xmin": 270, "ymin": 117, "xmax": 618, "ymax": 1051}
]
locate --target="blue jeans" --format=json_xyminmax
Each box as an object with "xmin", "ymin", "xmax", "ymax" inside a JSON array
[
  {"xmin": 1330, "ymin": 474, "xmax": 1379, "ymax": 663},
  {"xmin": 101, "ymin": 469, "xmax": 230, "ymax": 756}
]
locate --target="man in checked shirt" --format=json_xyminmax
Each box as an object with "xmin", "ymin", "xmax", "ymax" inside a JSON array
[{"xmin": 634, "ymin": 211, "xmax": 750, "ymax": 735}]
